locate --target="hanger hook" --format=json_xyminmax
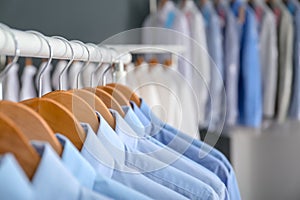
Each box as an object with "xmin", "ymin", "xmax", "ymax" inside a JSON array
[
  {"xmin": 87, "ymin": 43, "xmax": 103, "ymax": 87},
  {"xmin": 102, "ymin": 47, "xmax": 116, "ymax": 86},
  {"xmin": 0, "ymin": 23, "xmax": 20, "ymax": 81},
  {"xmin": 52, "ymin": 36, "xmax": 75, "ymax": 90},
  {"xmin": 72, "ymin": 40, "xmax": 91, "ymax": 89},
  {"xmin": 26, "ymin": 30, "xmax": 53, "ymax": 97}
]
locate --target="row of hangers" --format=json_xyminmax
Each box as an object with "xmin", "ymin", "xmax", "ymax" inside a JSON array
[{"xmin": 0, "ymin": 24, "xmax": 141, "ymax": 180}]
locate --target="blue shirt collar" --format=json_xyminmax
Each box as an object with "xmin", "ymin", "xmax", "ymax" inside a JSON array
[
  {"xmin": 122, "ymin": 106, "xmax": 146, "ymax": 136},
  {"xmin": 30, "ymin": 142, "xmax": 81, "ymax": 199},
  {"xmin": 138, "ymin": 98, "xmax": 167, "ymax": 135},
  {"xmin": 110, "ymin": 109, "xmax": 139, "ymax": 150},
  {"xmin": 80, "ymin": 122, "xmax": 115, "ymax": 178},
  {"xmin": 0, "ymin": 154, "xmax": 34, "ymax": 200},
  {"xmin": 56, "ymin": 134, "xmax": 97, "ymax": 189},
  {"xmin": 94, "ymin": 111, "xmax": 126, "ymax": 165}
]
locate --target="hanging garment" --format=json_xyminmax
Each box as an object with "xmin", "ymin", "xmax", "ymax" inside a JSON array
[
  {"xmin": 98, "ymin": 110, "xmax": 220, "ymax": 200},
  {"xmin": 3, "ymin": 62, "xmax": 19, "ymax": 102},
  {"xmin": 20, "ymin": 64, "xmax": 37, "ymax": 101},
  {"xmin": 288, "ymin": 0, "xmax": 300, "ymax": 119},
  {"xmin": 82, "ymin": 63, "xmax": 96, "ymax": 88},
  {"xmin": 257, "ymin": 4, "xmax": 278, "ymax": 118},
  {"xmin": 127, "ymin": 63, "xmax": 161, "ymax": 113},
  {"xmin": 35, "ymin": 62, "xmax": 53, "ymax": 96},
  {"xmin": 80, "ymin": 121, "xmax": 188, "ymax": 200},
  {"xmin": 142, "ymin": 1, "xmax": 192, "ymax": 82},
  {"xmin": 55, "ymin": 134, "xmax": 152, "ymax": 200},
  {"xmin": 181, "ymin": 0, "xmax": 211, "ymax": 127},
  {"xmin": 120, "ymin": 106, "xmax": 229, "ymax": 199},
  {"xmin": 237, "ymin": 5, "xmax": 263, "ymax": 127},
  {"xmin": 274, "ymin": 2, "xmax": 294, "ymax": 122},
  {"xmin": 200, "ymin": 1, "xmax": 225, "ymax": 131},
  {"xmin": 52, "ymin": 60, "xmax": 69, "ymax": 90},
  {"xmin": 68, "ymin": 61, "xmax": 84, "ymax": 89},
  {"xmin": 30, "ymin": 142, "xmax": 111, "ymax": 200},
  {"xmin": 0, "ymin": 154, "xmax": 34, "ymax": 200},
  {"xmin": 133, "ymin": 99, "xmax": 241, "ymax": 200},
  {"xmin": 216, "ymin": 1, "xmax": 240, "ymax": 126}
]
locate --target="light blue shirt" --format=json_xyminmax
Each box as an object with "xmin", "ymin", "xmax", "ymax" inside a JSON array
[
  {"xmin": 110, "ymin": 109, "xmax": 219, "ymax": 200},
  {"xmin": 80, "ymin": 120, "xmax": 188, "ymax": 200},
  {"xmin": 122, "ymin": 106, "xmax": 228, "ymax": 200},
  {"xmin": 288, "ymin": 0, "xmax": 300, "ymax": 119},
  {"xmin": 231, "ymin": 3, "xmax": 263, "ymax": 127},
  {"xmin": 200, "ymin": 1, "xmax": 225, "ymax": 130},
  {"xmin": 56, "ymin": 134, "xmax": 151, "ymax": 200},
  {"xmin": 216, "ymin": 1, "xmax": 240, "ymax": 126},
  {"xmin": 0, "ymin": 154, "xmax": 34, "ymax": 200},
  {"xmin": 135, "ymin": 99, "xmax": 241, "ymax": 200},
  {"xmin": 30, "ymin": 142, "xmax": 110, "ymax": 200}
]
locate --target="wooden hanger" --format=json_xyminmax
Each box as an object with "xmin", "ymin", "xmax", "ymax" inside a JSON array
[
  {"xmin": 107, "ymin": 83, "xmax": 141, "ymax": 107},
  {"xmin": 67, "ymin": 89, "xmax": 116, "ymax": 129},
  {"xmin": 97, "ymin": 86, "xmax": 130, "ymax": 106},
  {"xmin": 0, "ymin": 113, "xmax": 40, "ymax": 180},
  {"xmin": 0, "ymin": 101, "xmax": 62, "ymax": 155},
  {"xmin": 21, "ymin": 98, "xmax": 86, "ymax": 150},
  {"xmin": 42, "ymin": 91, "xmax": 100, "ymax": 133},
  {"xmin": 84, "ymin": 87, "xmax": 125, "ymax": 117}
]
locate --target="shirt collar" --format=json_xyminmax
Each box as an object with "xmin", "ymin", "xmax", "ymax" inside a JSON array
[
  {"xmin": 110, "ymin": 109, "xmax": 139, "ymax": 150},
  {"xmin": 94, "ymin": 111, "xmax": 126, "ymax": 164},
  {"xmin": 122, "ymin": 106, "xmax": 146, "ymax": 136},
  {"xmin": 0, "ymin": 154, "xmax": 34, "ymax": 199},
  {"xmin": 80, "ymin": 122, "xmax": 115, "ymax": 178},
  {"xmin": 56, "ymin": 134, "xmax": 97, "ymax": 189},
  {"xmin": 30, "ymin": 142, "xmax": 80, "ymax": 199},
  {"xmin": 138, "ymin": 98, "xmax": 166, "ymax": 135}
]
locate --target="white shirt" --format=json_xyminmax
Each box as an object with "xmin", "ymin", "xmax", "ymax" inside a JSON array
[
  {"xmin": 68, "ymin": 62, "xmax": 83, "ymax": 89},
  {"xmin": 180, "ymin": 0, "xmax": 211, "ymax": 126},
  {"xmin": 142, "ymin": 1, "xmax": 192, "ymax": 79},
  {"xmin": 35, "ymin": 62, "xmax": 53, "ymax": 96},
  {"xmin": 3, "ymin": 63, "xmax": 19, "ymax": 102},
  {"xmin": 82, "ymin": 63, "xmax": 96, "ymax": 88},
  {"xmin": 52, "ymin": 60, "xmax": 69, "ymax": 91},
  {"xmin": 20, "ymin": 64, "xmax": 37, "ymax": 101}
]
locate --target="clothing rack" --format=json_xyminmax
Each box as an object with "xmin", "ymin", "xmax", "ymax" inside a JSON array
[
  {"xmin": 0, "ymin": 26, "xmax": 131, "ymax": 63},
  {"xmin": 106, "ymin": 44, "xmax": 185, "ymax": 68}
]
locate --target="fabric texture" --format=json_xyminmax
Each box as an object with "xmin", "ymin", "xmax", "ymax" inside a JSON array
[
  {"xmin": 3, "ymin": 63, "xmax": 19, "ymax": 101},
  {"xmin": 0, "ymin": 154, "xmax": 34, "ymax": 200},
  {"xmin": 20, "ymin": 64, "xmax": 37, "ymax": 101}
]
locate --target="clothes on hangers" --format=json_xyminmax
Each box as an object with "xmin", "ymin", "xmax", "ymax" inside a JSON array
[
  {"xmin": 35, "ymin": 61, "xmax": 53, "ymax": 96},
  {"xmin": 82, "ymin": 63, "xmax": 96, "ymax": 88},
  {"xmin": 181, "ymin": 0, "xmax": 211, "ymax": 127},
  {"xmin": 200, "ymin": 1, "xmax": 225, "ymax": 130},
  {"xmin": 55, "ymin": 133, "xmax": 152, "ymax": 200},
  {"xmin": 215, "ymin": 1, "xmax": 240, "ymax": 126},
  {"xmin": 20, "ymin": 64, "xmax": 37, "ymax": 101},
  {"xmin": 120, "ymin": 106, "xmax": 229, "ymax": 199},
  {"xmin": 0, "ymin": 154, "xmax": 34, "ymax": 200},
  {"xmin": 52, "ymin": 60, "xmax": 69, "ymax": 90},
  {"xmin": 132, "ymin": 98, "xmax": 241, "ymax": 200},
  {"xmin": 3, "ymin": 62, "xmax": 20, "ymax": 102},
  {"xmin": 142, "ymin": 0, "xmax": 192, "ymax": 81},
  {"xmin": 30, "ymin": 142, "xmax": 111, "ymax": 200},
  {"xmin": 288, "ymin": 0, "xmax": 300, "ymax": 119},
  {"xmin": 80, "ymin": 120, "xmax": 188, "ymax": 200},
  {"xmin": 274, "ymin": 1, "xmax": 294, "ymax": 122},
  {"xmin": 256, "ymin": 4, "xmax": 278, "ymax": 119},
  {"xmin": 233, "ymin": 4, "xmax": 263, "ymax": 127},
  {"xmin": 68, "ymin": 61, "xmax": 84, "ymax": 89}
]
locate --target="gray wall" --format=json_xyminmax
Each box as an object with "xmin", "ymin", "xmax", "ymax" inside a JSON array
[{"xmin": 0, "ymin": 0, "xmax": 150, "ymax": 43}]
